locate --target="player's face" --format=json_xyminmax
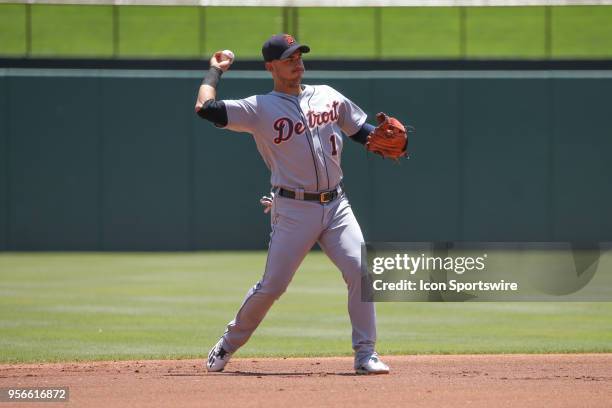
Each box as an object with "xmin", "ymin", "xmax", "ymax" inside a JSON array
[{"xmin": 269, "ymin": 50, "xmax": 305, "ymax": 82}]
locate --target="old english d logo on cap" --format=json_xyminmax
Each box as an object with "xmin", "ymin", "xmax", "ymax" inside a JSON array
[{"xmin": 283, "ymin": 34, "xmax": 296, "ymax": 45}]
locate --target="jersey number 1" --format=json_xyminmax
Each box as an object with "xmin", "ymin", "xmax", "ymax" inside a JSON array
[{"xmin": 330, "ymin": 134, "xmax": 338, "ymax": 156}]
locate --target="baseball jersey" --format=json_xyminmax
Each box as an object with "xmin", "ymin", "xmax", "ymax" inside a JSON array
[{"xmin": 223, "ymin": 85, "xmax": 366, "ymax": 193}]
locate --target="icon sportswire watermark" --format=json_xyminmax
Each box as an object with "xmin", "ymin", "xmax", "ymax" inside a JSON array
[{"xmin": 360, "ymin": 242, "xmax": 612, "ymax": 302}]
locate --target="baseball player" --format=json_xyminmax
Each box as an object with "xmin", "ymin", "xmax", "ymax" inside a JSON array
[{"xmin": 195, "ymin": 34, "xmax": 407, "ymax": 375}]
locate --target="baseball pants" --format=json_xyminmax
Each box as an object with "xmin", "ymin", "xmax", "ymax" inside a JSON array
[{"xmin": 220, "ymin": 192, "xmax": 377, "ymax": 366}]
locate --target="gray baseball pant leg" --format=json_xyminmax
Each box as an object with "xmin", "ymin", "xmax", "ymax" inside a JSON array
[
  {"xmin": 221, "ymin": 197, "xmax": 321, "ymax": 353},
  {"xmin": 220, "ymin": 195, "xmax": 377, "ymax": 366},
  {"xmin": 318, "ymin": 197, "xmax": 376, "ymax": 367}
]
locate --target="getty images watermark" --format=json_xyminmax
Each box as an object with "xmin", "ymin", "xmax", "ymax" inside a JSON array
[{"xmin": 360, "ymin": 242, "xmax": 612, "ymax": 302}]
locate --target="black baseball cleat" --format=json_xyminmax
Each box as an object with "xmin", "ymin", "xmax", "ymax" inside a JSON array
[{"xmin": 206, "ymin": 338, "xmax": 233, "ymax": 372}]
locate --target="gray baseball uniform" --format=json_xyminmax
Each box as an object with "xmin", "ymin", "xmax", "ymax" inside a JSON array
[{"xmin": 219, "ymin": 84, "xmax": 376, "ymax": 367}]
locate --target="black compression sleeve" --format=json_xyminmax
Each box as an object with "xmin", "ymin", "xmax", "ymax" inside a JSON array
[
  {"xmin": 202, "ymin": 66, "xmax": 223, "ymax": 88},
  {"xmin": 197, "ymin": 99, "xmax": 228, "ymax": 127},
  {"xmin": 349, "ymin": 122, "xmax": 375, "ymax": 145}
]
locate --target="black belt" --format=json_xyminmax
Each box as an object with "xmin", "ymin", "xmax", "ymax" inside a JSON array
[{"xmin": 276, "ymin": 184, "xmax": 342, "ymax": 204}]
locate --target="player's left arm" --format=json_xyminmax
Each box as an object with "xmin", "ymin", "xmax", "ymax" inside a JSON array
[
  {"xmin": 348, "ymin": 123, "xmax": 376, "ymax": 145},
  {"xmin": 330, "ymin": 88, "xmax": 374, "ymax": 145},
  {"xmin": 335, "ymin": 87, "xmax": 410, "ymax": 159}
]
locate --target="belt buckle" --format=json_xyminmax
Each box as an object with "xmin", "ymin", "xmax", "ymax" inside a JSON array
[{"xmin": 320, "ymin": 191, "xmax": 332, "ymax": 204}]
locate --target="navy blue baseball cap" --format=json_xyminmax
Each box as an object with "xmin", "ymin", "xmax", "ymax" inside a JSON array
[{"xmin": 262, "ymin": 34, "xmax": 310, "ymax": 62}]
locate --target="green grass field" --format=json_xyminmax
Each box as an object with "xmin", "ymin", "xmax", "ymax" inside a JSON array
[
  {"xmin": 1, "ymin": 252, "xmax": 611, "ymax": 364},
  {"xmin": 1, "ymin": 5, "xmax": 612, "ymax": 58}
]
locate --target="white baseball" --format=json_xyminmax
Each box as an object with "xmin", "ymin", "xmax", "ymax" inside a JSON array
[{"xmin": 220, "ymin": 49, "xmax": 235, "ymax": 62}]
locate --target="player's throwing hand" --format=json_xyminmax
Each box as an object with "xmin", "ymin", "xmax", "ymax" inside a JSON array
[{"xmin": 210, "ymin": 50, "xmax": 235, "ymax": 72}]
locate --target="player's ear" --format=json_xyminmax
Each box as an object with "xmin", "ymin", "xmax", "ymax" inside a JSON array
[{"xmin": 265, "ymin": 62, "xmax": 274, "ymax": 73}]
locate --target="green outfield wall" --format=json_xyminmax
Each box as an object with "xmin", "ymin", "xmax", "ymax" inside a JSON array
[{"xmin": 1, "ymin": 69, "xmax": 611, "ymax": 250}]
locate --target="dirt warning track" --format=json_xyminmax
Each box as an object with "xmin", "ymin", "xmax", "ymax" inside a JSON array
[{"xmin": 1, "ymin": 354, "xmax": 611, "ymax": 407}]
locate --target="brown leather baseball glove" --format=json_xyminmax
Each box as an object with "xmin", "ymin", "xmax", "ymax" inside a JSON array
[{"xmin": 366, "ymin": 112, "xmax": 409, "ymax": 160}]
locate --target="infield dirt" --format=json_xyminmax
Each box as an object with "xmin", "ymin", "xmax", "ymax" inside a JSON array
[{"xmin": 1, "ymin": 354, "xmax": 610, "ymax": 407}]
